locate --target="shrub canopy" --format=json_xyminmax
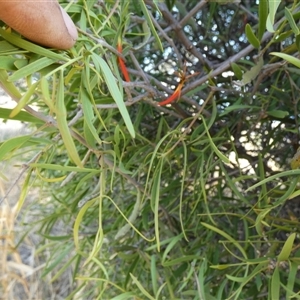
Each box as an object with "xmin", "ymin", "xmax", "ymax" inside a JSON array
[{"xmin": 1, "ymin": 0, "xmax": 300, "ymax": 299}]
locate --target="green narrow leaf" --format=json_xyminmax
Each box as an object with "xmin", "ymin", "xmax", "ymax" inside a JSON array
[
  {"xmin": 8, "ymin": 57, "xmax": 55, "ymax": 82},
  {"xmin": 155, "ymin": 283, "xmax": 167, "ymax": 300},
  {"xmin": 0, "ymin": 107, "xmax": 42, "ymax": 123},
  {"xmin": 257, "ymin": 153, "xmax": 268, "ymax": 207},
  {"xmin": 273, "ymin": 177, "xmax": 299, "ymax": 207},
  {"xmin": 83, "ymin": 120, "xmax": 97, "ymax": 148},
  {"xmin": 197, "ymin": 259, "xmax": 207, "ymax": 300},
  {"xmin": 73, "ymin": 199, "xmax": 96, "ymax": 249},
  {"xmin": 56, "ymin": 70, "xmax": 83, "ymax": 167},
  {"xmin": 80, "ymin": 88, "xmax": 102, "ymax": 146},
  {"xmin": 29, "ymin": 163, "xmax": 98, "ymax": 173},
  {"xmin": 0, "ymin": 27, "xmax": 68, "ymax": 61},
  {"xmin": 296, "ymin": 35, "xmax": 300, "ymax": 52},
  {"xmin": 16, "ymin": 167, "xmax": 33, "ymax": 211},
  {"xmin": 199, "ymin": 157, "xmax": 215, "ymax": 225},
  {"xmin": 245, "ymin": 169, "xmax": 300, "ymax": 191},
  {"xmin": 151, "ymin": 160, "xmax": 163, "ymax": 252},
  {"xmin": 225, "ymin": 263, "xmax": 268, "ymax": 299},
  {"xmin": 285, "ymin": 7, "xmax": 300, "ymax": 35},
  {"xmin": 0, "ymin": 135, "xmax": 32, "ymax": 161},
  {"xmin": 255, "ymin": 208, "xmax": 272, "ymax": 236},
  {"xmin": 0, "ymin": 69, "xmax": 22, "ymax": 99},
  {"xmin": 226, "ymin": 274, "xmax": 247, "ymax": 283},
  {"xmin": 289, "ymin": 189, "xmax": 300, "ymax": 199},
  {"xmin": 0, "ymin": 40, "xmax": 19, "ymax": 53},
  {"xmin": 231, "ymin": 62, "xmax": 243, "ymax": 80},
  {"xmin": 208, "ymin": 97, "xmax": 218, "ymax": 129},
  {"xmin": 150, "ymin": 255, "xmax": 158, "ymax": 295},
  {"xmin": 216, "ymin": 279, "xmax": 228, "ymax": 299},
  {"xmin": 201, "ymin": 222, "xmax": 247, "ymax": 259},
  {"xmin": 161, "ymin": 255, "xmax": 200, "ymax": 267},
  {"xmin": 91, "ymin": 53, "xmax": 135, "ymax": 138},
  {"xmin": 258, "ymin": 0, "xmax": 268, "ymax": 40},
  {"xmin": 266, "ymin": 0, "xmax": 281, "ymax": 32},
  {"xmin": 202, "ymin": 117, "xmax": 230, "ymax": 163},
  {"xmin": 179, "ymin": 142, "xmax": 188, "ymax": 240},
  {"xmin": 130, "ymin": 273, "xmax": 155, "ymax": 300},
  {"xmin": 161, "ymin": 234, "xmax": 183, "ymax": 264},
  {"xmin": 9, "ymin": 81, "xmax": 39, "ymax": 118},
  {"xmin": 271, "ymin": 266, "xmax": 280, "ymax": 299},
  {"xmin": 275, "ymin": 30, "xmax": 293, "ymax": 42},
  {"xmin": 111, "ymin": 292, "xmax": 136, "ymax": 300},
  {"xmin": 277, "ymin": 233, "xmax": 296, "ymax": 261},
  {"xmin": 139, "ymin": 1, "xmax": 163, "ymax": 52},
  {"xmin": 286, "ymin": 261, "xmax": 298, "ymax": 299},
  {"xmin": 221, "ymin": 104, "xmax": 259, "ymax": 116},
  {"xmin": 40, "ymin": 77, "xmax": 55, "ymax": 112},
  {"xmin": 245, "ymin": 24, "xmax": 260, "ymax": 49},
  {"xmin": 267, "ymin": 110, "xmax": 289, "ymax": 118},
  {"xmin": 85, "ymin": 228, "xmax": 104, "ymax": 266},
  {"xmin": 270, "ymin": 52, "xmax": 300, "ymax": 68}
]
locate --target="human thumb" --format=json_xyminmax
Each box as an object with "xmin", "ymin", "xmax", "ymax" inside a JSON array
[{"xmin": 0, "ymin": 0, "xmax": 78, "ymax": 50}]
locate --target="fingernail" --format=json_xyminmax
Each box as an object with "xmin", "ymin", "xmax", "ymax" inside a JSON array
[{"xmin": 60, "ymin": 7, "xmax": 78, "ymax": 41}]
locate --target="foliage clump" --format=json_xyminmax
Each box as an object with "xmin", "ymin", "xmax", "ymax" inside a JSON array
[{"xmin": 1, "ymin": 0, "xmax": 300, "ymax": 299}]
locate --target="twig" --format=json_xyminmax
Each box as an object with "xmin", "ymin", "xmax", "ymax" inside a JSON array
[
  {"xmin": 146, "ymin": 0, "xmax": 213, "ymax": 69},
  {"xmin": 179, "ymin": 0, "xmax": 208, "ymax": 27}
]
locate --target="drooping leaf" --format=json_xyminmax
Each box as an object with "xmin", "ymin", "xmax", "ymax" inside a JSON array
[
  {"xmin": 91, "ymin": 53, "xmax": 135, "ymax": 138},
  {"xmin": 266, "ymin": 0, "xmax": 281, "ymax": 32}
]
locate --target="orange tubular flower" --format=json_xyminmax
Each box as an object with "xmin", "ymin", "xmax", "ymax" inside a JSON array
[
  {"xmin": 117, "ymin": 40, "xmax": 131, "ymax": 82},
  {"xmin": 157, "ymin": 79, "xmax": 185, "ymax": 106},
  {"xmin": 158, "ymin": 63, "xmax": 199, "ymax": 106}
]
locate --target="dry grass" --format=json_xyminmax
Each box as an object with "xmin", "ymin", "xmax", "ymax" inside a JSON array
[
  {"xmin": 0, "ymin": 122, "xmax": 75, "ymax": 300},
  {"xmin": 0, "ymin": 202, "xmax": 24, "ymax": 299},
  {"xmin": 0, "ymin": 163, "xmax": 37, "ymax": 300}
]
